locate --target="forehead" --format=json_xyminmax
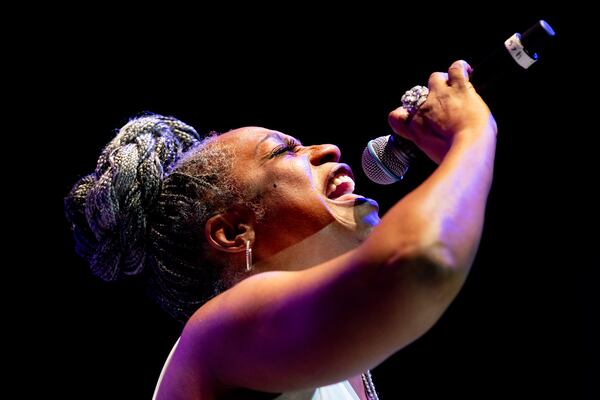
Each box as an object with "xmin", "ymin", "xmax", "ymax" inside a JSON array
[
  {"xmin": 219, "ymin": 127, "xmax": 288, "ymax": 154},
  {"xmin": 221, "ymin": 126, "xmax": 272, "ymax": 143},
  {"xmin": 217, "ymin": 127, "xmax": 284, "ymax": 182}
]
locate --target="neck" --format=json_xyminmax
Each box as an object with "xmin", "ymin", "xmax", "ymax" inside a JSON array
[{"xmin": 254, "ymin": 222, "xmax": 365, "ymax": 273}]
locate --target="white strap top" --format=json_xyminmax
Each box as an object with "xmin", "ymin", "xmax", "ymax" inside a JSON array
[
  {"xmin": 273, "ymin": 380, "xmax": 360, "ymax": 399},
  {"xmin": 153, "ymin": 338, "xmax": 360, "ymax": 400},
  {"xmin": 152, "ymin": 337, "xmax": 181, "ymax": 400}
]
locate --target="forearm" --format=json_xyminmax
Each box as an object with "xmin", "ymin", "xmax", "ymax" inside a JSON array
[
  {"xmin": 422, "ymin": 124, "xmax": 497, "ymax": 270},
  {"xmin": 365, "ymin": 121, "xmax": 497, "ymax": 277}
]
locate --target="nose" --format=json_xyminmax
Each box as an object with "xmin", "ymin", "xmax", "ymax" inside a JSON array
[{"xmin": 308, "ymin": 144, "xmax": 341, "ymax": 165}]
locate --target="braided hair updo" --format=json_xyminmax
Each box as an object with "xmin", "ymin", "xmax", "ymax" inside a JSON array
[{"xmin": 65, "ymin": 114, "xmax": 261, "ymax": 322}]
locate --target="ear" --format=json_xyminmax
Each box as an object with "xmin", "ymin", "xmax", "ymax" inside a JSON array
[{"xmin": 205, "ymin": 211, "xmax": 255, "ymax": 253}]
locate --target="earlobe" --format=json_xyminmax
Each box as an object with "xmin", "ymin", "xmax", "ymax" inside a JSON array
[{"xmin": 205, "ymin": 214, "xmax": 255, "ymax": 253}]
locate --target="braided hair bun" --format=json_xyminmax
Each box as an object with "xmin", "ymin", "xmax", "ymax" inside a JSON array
[{"xmin": 65, "ymin": 114, "xmax": 200, "ymax": 281}]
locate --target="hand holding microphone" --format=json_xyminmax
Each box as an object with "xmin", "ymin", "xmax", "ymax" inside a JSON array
[
  {"xmin": 391, "ymin": 60, "xmax": 496, "ymax": 163},
  {"xmin": 362, "ymin": 20, "xmax": 556, "ymax": 185}
]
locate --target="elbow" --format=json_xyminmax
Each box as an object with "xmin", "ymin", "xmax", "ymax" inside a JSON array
[
  {"xmin": 387, "ymin": 237, "xmax": 466, "ymax": 285},
  {"xmin": 415, "ymin": 219, "xmax": 477, "ymax": 277},
  {"xmin": 364, "ymin": 219, "xmax": 474, "ymax": 285},
  {"xmin": 418, "ymin": 240, "xmax": 462, "ymax": 277}
]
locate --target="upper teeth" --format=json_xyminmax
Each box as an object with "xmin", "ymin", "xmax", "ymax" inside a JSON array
[{"xmin": 326, "ymin": 174, "xmax": 355, "ymax": 198}]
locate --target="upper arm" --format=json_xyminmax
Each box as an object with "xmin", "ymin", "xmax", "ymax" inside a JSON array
[{"xmin": 183, "ymin": 247, "xmax": 457, "ymax": 393}]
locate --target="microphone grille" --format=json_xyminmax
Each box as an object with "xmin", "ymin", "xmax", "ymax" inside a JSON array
[{"xmin": 361, "ymin": 135, "xmax": 415, "ymax": 185}]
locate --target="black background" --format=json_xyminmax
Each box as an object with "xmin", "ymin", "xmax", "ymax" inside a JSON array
[{"xmin": 20, "ymin": 5, "xmax": 593, "ymax": 399}]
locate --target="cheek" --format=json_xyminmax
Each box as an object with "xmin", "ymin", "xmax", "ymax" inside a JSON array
[
  {"xmin": 259, "ymin": 161, "xmax": 332, "ymax": 221},
  {"xmin": 265, "ymin": 162, "xmax": 309, "ymax": 192},
  {"xmin": 269, "ymin": 171, "xmax": 320, "ymax": 206},
  {"xmin": 265, "ymin": 179, "xmax": 326, "ymax": 218}
]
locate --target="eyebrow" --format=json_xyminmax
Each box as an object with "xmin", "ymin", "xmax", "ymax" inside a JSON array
[{"xmin": 255, "ymin": 132, "xmax": 282, "ymax": 155}]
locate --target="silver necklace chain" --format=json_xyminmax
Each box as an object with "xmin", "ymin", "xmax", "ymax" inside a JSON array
[{"xmin": 361, "ymin": 370, "xmax": 380, "ymax": 400}]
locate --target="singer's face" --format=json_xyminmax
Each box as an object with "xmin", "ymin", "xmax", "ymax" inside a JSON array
[{"xmin": 218, "ymin": 127, "xmax": 379, "ymax": 258}]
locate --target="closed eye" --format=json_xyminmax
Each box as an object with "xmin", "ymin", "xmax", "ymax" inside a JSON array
[{"xmin": 269, "ymin": 138, "xmax": 300, "ymax": 158}]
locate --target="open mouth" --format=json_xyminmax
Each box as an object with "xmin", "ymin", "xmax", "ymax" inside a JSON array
[{"xmin": 325, "ymin": 165, "xmax": 356, "ymax": 200}]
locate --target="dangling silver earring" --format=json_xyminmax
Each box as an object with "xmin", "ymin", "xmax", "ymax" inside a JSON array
[{"xmin": 245, "ymin": 240, "xmax": 253, "ymax": 271}]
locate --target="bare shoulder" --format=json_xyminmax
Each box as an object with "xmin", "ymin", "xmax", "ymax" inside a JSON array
[
  {"xmin": 158, "ymin": 272, "xmax": 294, "ymax": 398},
  {"xmin": 183, "ymin": 270, "xmax": 301, "ymax": 351}
]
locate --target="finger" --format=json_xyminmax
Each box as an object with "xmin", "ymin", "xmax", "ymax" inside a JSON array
[
  {"xmin": 448, "ymin": 60, "xmax": 472, "ymax": 87},
  {"xmin": 388, "ymin": 106, "xmax": 415, "ymax": 138},
  {"xmin": 428, "ymin": 71, "xmax": 448, "ymax": 91}
]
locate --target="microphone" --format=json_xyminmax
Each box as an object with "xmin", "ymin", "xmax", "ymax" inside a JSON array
[{"xmin": 362, "ymin": 20, "xmax": 556, "ymax": 185}]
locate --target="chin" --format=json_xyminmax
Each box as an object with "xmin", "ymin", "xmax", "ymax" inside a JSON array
[
  {"xmin": 326, "ymin": 195, "xmax": 380, "ymax": 233},
  {"xmin": 355, "ymin": 197, "xmax": 381, "ymax": 228}
]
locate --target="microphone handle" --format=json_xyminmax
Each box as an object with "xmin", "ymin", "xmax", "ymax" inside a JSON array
[{"xmin": 469, "ymin": 20, "xmax": 555, "ymax": 94}]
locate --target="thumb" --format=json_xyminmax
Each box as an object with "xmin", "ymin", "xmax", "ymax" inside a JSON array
[{"xmin": 388, "ymin": 106, "xmax": 414, "ymax": 139}]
